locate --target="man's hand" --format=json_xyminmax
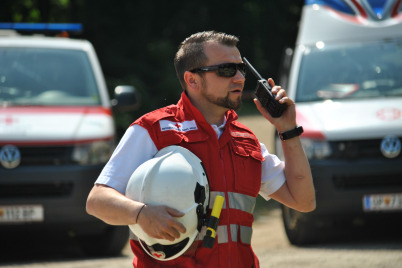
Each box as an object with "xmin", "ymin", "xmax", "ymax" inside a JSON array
[
  {"xmin": 254, "ymin": 78, "xmax": 297, "ymax": 133},
  {"xmin": 137, "ymin": 204, "xmax": 187, "ymax": 241}
]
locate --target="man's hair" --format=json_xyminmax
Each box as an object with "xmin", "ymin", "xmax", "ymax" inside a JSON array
[{"xmin": 174, "ymin": 31, "xmax": 239, "ymax": 89}]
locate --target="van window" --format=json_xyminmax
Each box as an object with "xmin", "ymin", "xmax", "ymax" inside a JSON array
[
  {"xmin": 295, "ymin": 38, "xmax": 402, "ymax": 102},
  {"xmin": 0, "ymin": 48, "xmax": 101, "ymax": 106}
]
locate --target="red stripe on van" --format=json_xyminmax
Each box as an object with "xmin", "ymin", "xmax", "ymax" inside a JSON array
[
  {"xmin": 0, "ymin": 106, "xmax": 112, "ymax": 115},
  {"xmin": 391, "ymin": 0, "xmax": 402, "ymax": 17},
  {"xmin": 350, "ymin": 0, "xmax": 368, "ymax": 18},
  {"xmin": 323, "ymin": 6, "xmax": 365, "ymax": 24},
  {"xmin": 0, "ymin": 136, "xmax": 114, "ymax": 146},
  {"xmin": 296, "ymin": 108, "xmax": 326, "ymax": 140}
]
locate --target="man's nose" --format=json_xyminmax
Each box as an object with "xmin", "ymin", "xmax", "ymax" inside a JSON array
[{"xmin": 234, "ymin": 69, "xmax": 246, "ymax": 81}]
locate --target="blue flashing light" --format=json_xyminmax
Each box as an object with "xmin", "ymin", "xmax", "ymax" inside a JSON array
[
  {"xmin": 305, "ymin": 0, "xmax": 393, "ymax": 19},
  {"xmin": 368, "ymin": 0, "xmax": 387, "ymax": 18},
  {"xmin": 373, "ymin": 7, "xmax": 384, "ymax": 17},
  {"xmin": 0, "ymin": 23, "xmax": 82, "ymax": 32},
  {"xmin": 305, "ymin": 0, "xmax": 355, "ymax": 14}
]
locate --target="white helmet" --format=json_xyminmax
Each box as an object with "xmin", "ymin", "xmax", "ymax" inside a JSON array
[{"xmin": 126, "ymin": 145, "xmax": 209, "ymax": 261}]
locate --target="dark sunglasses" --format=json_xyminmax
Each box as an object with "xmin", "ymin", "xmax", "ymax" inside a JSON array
[{"xmin": 189, "ymin": 62, "xmax": 246, "ymax": 78}]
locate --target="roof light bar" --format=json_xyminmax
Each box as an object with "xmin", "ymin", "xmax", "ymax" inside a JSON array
[
  {"xmin": 305, "ymin": 0, "xmax": 402, "ymax": 20},
  {"xmin": 305, "ymin": 0, "xmax": 355, "ymax": 14},
  {"xmin": 0, "ymin": 23, "xmax": 83, "ymax": 33}
]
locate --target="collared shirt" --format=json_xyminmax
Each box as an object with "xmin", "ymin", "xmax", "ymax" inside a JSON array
[{"xmin": 96, "ymin": 122, "xmax": 285, "ymax": 200}]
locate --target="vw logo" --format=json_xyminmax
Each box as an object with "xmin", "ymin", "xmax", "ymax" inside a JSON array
[
  {"xmin": 380, "ymin": 135, "xmax": 401, "ymax": 159},
  {"xmin": 0, "ymin": 145, "xmax": 21, "ymax": 169}
]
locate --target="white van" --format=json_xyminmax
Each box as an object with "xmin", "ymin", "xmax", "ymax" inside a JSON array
[
  {"xmin": 0, "ymin": 23, "xmax": 138, "ymax": 255},
  {"xmin": 277, "ymin": 0, "xmax": 402, "ymax": 244}
]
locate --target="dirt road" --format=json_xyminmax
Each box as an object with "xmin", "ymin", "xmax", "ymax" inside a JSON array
[{"xmin": 253, "ymin": 207, "xmax": 402, "ymax": 268}]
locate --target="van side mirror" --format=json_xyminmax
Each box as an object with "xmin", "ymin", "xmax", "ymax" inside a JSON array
[{"xmin": 111, "ymin": 85, "xmax": 141, "ymax": 112}]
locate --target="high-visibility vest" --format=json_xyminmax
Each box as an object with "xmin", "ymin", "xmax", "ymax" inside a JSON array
[{"xmin": 130, "ymin": 92, "xmax": 263, "ymax": 268}]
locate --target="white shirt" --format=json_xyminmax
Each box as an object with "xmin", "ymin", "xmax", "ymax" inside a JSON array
[{"xmin": 96, "ymin": 124, "xmax": 286, "ymax": 200}]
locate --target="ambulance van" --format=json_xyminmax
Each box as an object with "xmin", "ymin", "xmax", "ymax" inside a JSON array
[
  {"xmin": 276, "ymin": 0, "xmax": 402, "ymax": 244},
  {"xmin": 0, "ymin": 23, "xmax": 138, "ymax": 255}
]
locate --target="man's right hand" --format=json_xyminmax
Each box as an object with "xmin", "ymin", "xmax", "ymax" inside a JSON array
[{"xmin": 137, "ymin": 204, "xmax": 186, "ymax": 241}]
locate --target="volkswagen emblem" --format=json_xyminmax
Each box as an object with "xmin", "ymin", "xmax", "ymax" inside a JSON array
[
  {"xmin": 0, "ymin": 145, "xmax": 21, "ymax": 169},
  {"xmin": 380, "ymin": 135, "xmax": 401, "ymax": 159}
]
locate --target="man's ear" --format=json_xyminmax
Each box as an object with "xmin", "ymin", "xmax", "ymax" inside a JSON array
[{"xmin": 184, "ymin": 71, "xmax": 199, "ymax": 90}]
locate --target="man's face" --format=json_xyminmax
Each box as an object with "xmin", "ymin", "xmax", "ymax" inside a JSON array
[{"xmin": 198, "ymin": 42, "xmax": 245, "ymax": 112}]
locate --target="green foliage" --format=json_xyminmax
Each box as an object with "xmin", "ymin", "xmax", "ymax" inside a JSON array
[
  {"xmin": 1, "ymin": 0, "xmax": 73, "ymax": 22},
  {"xmin": 2, "ymin": 0, "xmax": 303, "ymax": 132}
]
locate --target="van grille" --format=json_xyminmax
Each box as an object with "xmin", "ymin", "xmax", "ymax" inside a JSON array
[
  {"xmin": 0, "ymin": 183, "xmax": 73, "ymax": 198},
  {"xmin": 333, "ymin": 173, "xmax": 402, "ymax": 189},
  {"xmin": 330, "ymin": 139, "xmax": 401, "ymax": 159},
  {"xmin": 19, "ymin": 146, "xmax": 74, "ymax": 166}
]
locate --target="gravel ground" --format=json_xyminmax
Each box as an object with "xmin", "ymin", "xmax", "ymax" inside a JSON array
[{"xmin": 252, "ymin": 208, "xmax": 402, "ymax": 268}]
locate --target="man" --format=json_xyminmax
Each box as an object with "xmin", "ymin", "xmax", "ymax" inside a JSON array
[{"xmin": 86, "ymin": 31, "xmax": 315, "ymax": 267}]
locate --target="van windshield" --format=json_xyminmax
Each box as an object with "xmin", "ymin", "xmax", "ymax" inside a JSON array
[
  {"xmin": 0, "ymin": 47, "xmax": 101, "ymax": 106},
  {"xmin": 295, "ymin": 38, "xmax": 402, "ymax": 102}
]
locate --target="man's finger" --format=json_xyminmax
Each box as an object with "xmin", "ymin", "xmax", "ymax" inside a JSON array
[{"xmin": 166, "ymin": 206, "xmax": 185, "ymax": 217}]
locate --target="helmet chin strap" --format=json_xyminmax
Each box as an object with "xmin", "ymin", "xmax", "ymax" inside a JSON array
[{"xmin": 139, "ymin": 232, "xmax": 198, "ymax": 261}]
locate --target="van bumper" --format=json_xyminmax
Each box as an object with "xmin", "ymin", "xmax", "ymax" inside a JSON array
[
  {"xmin": 0, "ymin": 164, "xmax": 109, "ymax": 235},
  {"xmin": 310, "ymin": 157, "xmax": 402, "ymax": 221}
]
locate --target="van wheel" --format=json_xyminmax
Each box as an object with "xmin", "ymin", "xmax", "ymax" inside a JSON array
[
  {"xmin": 78, "ymin": 226, "xmax": 129, "ymax": 257},
  {"xmin": 281, "ymin": 205, "xmax": 317, "ymax": 245}
]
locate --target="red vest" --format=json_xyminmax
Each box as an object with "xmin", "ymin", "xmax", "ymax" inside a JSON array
[{"xmin": 130, "ymin": 92, "xmax": 263, "ymax": 268}]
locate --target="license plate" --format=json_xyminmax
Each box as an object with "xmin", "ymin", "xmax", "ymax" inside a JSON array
[
  {"xmin": 0, "ymin": 205, "xmax": 44, "ymax": 223},
  {"xmin": 363, "ymin": 193, "xmax": 402, "ymax": 212}
]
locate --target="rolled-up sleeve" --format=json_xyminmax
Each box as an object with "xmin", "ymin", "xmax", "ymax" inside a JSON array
[{"xmin": 259, "ymin": 143, "xmax": 286, "ymax": 200}]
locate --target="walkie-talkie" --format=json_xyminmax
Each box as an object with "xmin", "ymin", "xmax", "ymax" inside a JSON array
[{"xmin": 243, "ymin": 57, "xmax": 287, "ymax": 118}]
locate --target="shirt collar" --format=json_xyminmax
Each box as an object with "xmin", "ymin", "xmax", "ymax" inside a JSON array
[{"xmin": 211, "ymin": 116, "xmax": 227, "ymax": 138}]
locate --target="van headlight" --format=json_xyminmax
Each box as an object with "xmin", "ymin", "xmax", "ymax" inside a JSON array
[
  {"xmin": 300, "ymin": 138, "xmax": 332, "ymax": 160},
  {"xmin": 72, "ymin": 140, "xmax": 114, "ymax": 165}
]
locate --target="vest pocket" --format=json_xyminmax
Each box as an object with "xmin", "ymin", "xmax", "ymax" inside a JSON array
[
  {"xmin": 158, "ymin": 130, "xmax": 209, "ymax": 149},
  {"xmin": 231, "ymin": 141, "xmax": 263, "ymax": 197}
]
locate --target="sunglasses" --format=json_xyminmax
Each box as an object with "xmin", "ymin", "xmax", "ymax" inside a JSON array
[{"xmin": 189, "ymin": 62, "xmax": 246, "ymax": 78}]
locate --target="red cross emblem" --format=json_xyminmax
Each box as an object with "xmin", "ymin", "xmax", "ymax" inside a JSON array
[
  {"xmin": 153, "ymin": 251, "xmax": 165, "ymax": 259},
  {"xmin": 376, "ymin": 108, "xmax": 401, "ymax": 121},
  {"xmin": 0, "ymin": 116, "xmax": 17, "ymax": 125}
]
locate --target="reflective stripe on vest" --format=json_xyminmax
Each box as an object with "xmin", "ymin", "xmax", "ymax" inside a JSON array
[
  {"xmin": 195, "ymin": 191, "xmax": 256, "ymax": 244},
  {"xmin": 227, "ymin": 192, "xmax": 256, "ymax": 214},
  {"xmin": 209, "ymin": 191, "xmax": 256, "ymax": 214},
  {"xmin": 130, "ymin": 224, "xmax": 253, "ymax": 245},
  {"xmin": 196, "ymin": 224, "xmax": 253, "ymax": 244}
]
